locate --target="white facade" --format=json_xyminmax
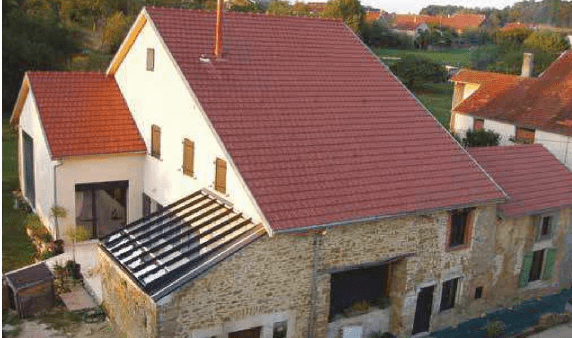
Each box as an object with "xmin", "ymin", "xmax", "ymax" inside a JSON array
[
  {"xmin": 18, "ymin": 90, "xmax": 56, "ymax": 235},
  {"xmin": 54, "ymin": 154, "xmax": 145, "ymax": 240},
  {"xmin": 535, "ymin": 130, "xmax": 572, "ymax": 169},
  {"xmin": 113, "ymin": 19, "xmax": 266, "ymax": 227}
]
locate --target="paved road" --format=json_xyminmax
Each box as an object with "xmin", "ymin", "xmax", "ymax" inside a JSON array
[{"xmin": 529, "ymin": 321, "xmax": 572, "ymax": 338}]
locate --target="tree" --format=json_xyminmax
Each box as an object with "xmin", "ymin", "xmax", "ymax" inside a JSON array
[
  {"xmin": 3, "ymin": 0, "xmax": 80, "ymax": 116},
  {"xmin": 229, "ymin": 0, "xmax": 262, "ymax": 13},
  {"xmin": 267, "ymin": 1, "xmax": 291, "ymax": 16},
  {"xmin": 389, "ymin": 56, "xmax": 447, "ymax": 89},
  {"xmin": 360, "ymin": 21, "xmax": 412, "ymax": 49},
  {"xmin": 322, "ymin": 0, "xmax": 363, "ymax": 33},
  {"xmin": 494, "ymin": 27, "xmax": 533, "ymax": 47},
  {"xmin": 524, "ymin": 30, "xmax": 570, "ymax": 56},
  {"xmin": 102, "ymin": 11, "xmax": 129, "ymax": 52}
]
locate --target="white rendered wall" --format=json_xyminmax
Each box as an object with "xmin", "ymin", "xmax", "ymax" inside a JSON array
[
  {"xmin": 18, "ymin": 91, "xmax": 56, "ymax": 236},
  {"xmin": 463, "ymin": 83, "xmax": 480, "ymax": 100},
  {"xmin": 114, "ymin": 20, "xmax": 265, "ymax": 226},
  {"xmin": 483, "ymin": 119, "xmax": 516, "ymax": 146},
  {"xmin": 55, "ymin": 154, "xmax": 145, "ymax": 240},
  {"xmin": 535, "ymin": 130, "xmax": 572, "ymax": 170},
  {"xmin": 453, "ymin": 113, "xmax": 474, "ymax": 136}
]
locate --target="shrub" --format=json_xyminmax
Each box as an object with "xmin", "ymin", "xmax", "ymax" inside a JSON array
[
  {"xmin": 486, "ymin": 319, "xmax": 505, "ymax": 337},
  {"xmin": 461, "ymin": 129, "xmax": 500, "ymax": 147},
  {"xmin": 390, "ymin": 56, "xmax": 447, "ymax": 89},
  {"xmin": 38, "ymin": 250, "xmax": 55, "ymax": 260}
]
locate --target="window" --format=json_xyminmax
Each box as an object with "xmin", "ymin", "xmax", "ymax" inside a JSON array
[
  {"xmin": 183, "ymin": 139, "xmax": 194, "ymax": 176},
  {"xmin": 22, "ymin": 131, "xmax": 35, "ymax": 208},
  {"xmin": 215, "ymin": 158, "xmax": 227, "ymax": 194},
  {"xmin": 272, "ymin": 321, "xmax": 288, "ymax": 338},
  {"xmin": 440, "ymin": 278, "xmax": 459, "ymax": 311},
  {"xmin": 519, "ymin": 248, "xmax": 557, "ymax": 287},
  {"xmin": 449, "ymin": 208, "xmax": 471, "ymax": 248},
  {"xmin": 514, "ymin": 127, "xmax": 535, "ymax": 144},
  {"xmin": 474, "ymin": 286, "xmax": 483, "ymax": 299},
  {"xmin": 537, "ymin": 215, "xmax": 553, "ymax": 241},
  {"xmin": 151, "ymin": 125, "xmax": 161, "ymax": 158},
  {"xmin": 142, "ymin": 193, "xmax": 151, "ymax": 217},
  {"xmin": 146, "ymin": 48, "xmax": 155, "ymax": 71},
  {"xmin": 473, "ymin": 118, "xmax": 484, "ymax": 131}
]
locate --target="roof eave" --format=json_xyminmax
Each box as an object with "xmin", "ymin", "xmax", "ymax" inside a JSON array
[
  {"xmin": 10, "ymin": 74, "xmax": 31, "ymax": 126},
  {"xmin": 106, "ymin": 9, "xmax": 149, "ymax": 75},
  {"xmin": 274, "ymin": 197, "xmax": 508, "ymax": 235}
]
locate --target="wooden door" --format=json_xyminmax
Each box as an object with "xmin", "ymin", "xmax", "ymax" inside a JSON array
[
  {"xmin": 412, "ymin": 285, "xmax": 434, "ymax": 335},
  {"xmin": 228, "ymin": 327, "xmax": 262, "ymax": 338}
]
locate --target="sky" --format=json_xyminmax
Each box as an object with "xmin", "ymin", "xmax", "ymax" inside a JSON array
[{"xmin": 337, "ymin": 0, "xmax": 522, "ymax": 14}]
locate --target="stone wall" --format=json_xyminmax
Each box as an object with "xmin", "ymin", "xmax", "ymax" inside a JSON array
[
  {"xmin": 98, "ymin": 206, "xmax": 570, "ymax": 337},
  {"xmin": 98, "ymin": 246, "xmax": 158, "ymax": 338},
  {"xmin": 153, "ymin": 205, "xmax": 501, "ymax": 338}
]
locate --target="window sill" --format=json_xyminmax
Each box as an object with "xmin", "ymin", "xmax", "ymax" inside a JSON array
[{"xmin": 446, "ymin": 243, "xmax": 469, "ymax": 253}]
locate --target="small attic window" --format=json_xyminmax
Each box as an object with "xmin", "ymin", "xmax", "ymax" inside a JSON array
[{"xmin": 146, "ymin": 48, "xmax": 155, "ymax": 71}]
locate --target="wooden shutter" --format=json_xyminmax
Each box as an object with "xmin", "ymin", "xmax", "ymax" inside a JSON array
[
  {"xmin": 519, "ymin": 252, "xmax": 534, "ymax": 287},
  {"xmin": 215, "ymin": 158, "xmax": 227, "ymax": 194},
  {"xmin": 542, "ymin": 248, "xmax": 557, "ymax": 281},
  {"xmin": 183, "ymin": 139, "xmax": 194, "ymax": 176},
  {"xmin": 151, "ymin": 125, "xmax": 161, "ymax": 158},
  {"xmin": 146, "ymin": 48, "xmax": 155, "ymax": 71}
]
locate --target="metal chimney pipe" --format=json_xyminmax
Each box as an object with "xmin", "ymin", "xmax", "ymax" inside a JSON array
[{"xmin": 215, "ymin": 0, "xmax": 223, "ymax": 58}]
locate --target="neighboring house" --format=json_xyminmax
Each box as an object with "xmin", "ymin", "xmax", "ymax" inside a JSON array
[
  {"xmin": 10, "ymin": 6, "xmax": 572, "ymax": 338},
  {"xmin": 392, "ymin": 21, "xmax": 429, "ymax": 38},
  {"xmin": 450, "ymin": 51, "xmax": 572, "ymax": 169},
  {"xmin": 364, "ymin": 10, "xmax": 381, "ymax": 23},
  {"xmin": 391, "ymin": 13, "xmax": 485, "ymax": 36},
  {"xmin": 469, "ymin": 145, "xmax": 572, "ymax": 305}
]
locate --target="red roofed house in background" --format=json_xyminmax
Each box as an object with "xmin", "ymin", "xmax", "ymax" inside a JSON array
[
  {"xmin": 391, "ymin": 13, "xmax": 486, "ymax": 37},
  {"xmin": 450, "ymin": 51, "xmax": 572, "ymax": 169},
  {"xmin": 10, "ymin": 6, "xmax": 572, "ymax": 338}
]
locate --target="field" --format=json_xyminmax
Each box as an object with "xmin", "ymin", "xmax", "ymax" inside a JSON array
[
  {"xmin": 2, "ymin": 120, "xmax": 36, "ymax": 272},
  {"xmin": 375, "ymin": 47, "xmax": 474, "ymax": 67},
  {"xmin": 413, "ymin": 83, "xmax": 454, "ymax": 130}
]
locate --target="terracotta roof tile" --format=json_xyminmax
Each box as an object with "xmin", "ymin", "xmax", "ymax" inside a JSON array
[
  {"xmin": 453, "ymin": 52, "xmax": 572, "ymax": 136},
  {"xmin": 27, "ymin": 72, "xmax": 146, "ymax": 158},
  {"xmin": 146, "ymin": 7, "xmax": 505, "ymax": 231},
  {"xmin": 469, "ymin": 145, "xmax": 572, "ymax": 217}
]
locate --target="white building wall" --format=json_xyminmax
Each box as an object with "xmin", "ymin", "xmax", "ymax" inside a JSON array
[
  {"xmin": 55, "ymin": 154, "xmax": 145, "ymax": 240},
  {"xmin": 453, "ymin": 114, "xmax": 474, "ymax": 136},
  {"xmin": 114, "ymin": 20, "xmax": 265, "ymax": 226},
  {"xmin": 18, "ymin": 91, "xmax": 56, "ymax": 235},
  {"xmin": 483, "ymin": 119, "xmax": 516, "ymax": 146},
  {"xmin": 535, "ymin": 130, "xmax": 572, "ymax": 170},
  {"xmin": 463, "ymin": 83, "xmax": 480, "ymax": 100}
]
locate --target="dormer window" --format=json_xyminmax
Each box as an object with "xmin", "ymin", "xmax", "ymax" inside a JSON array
[{"xmin": 146, "ymin": 48, "xmax": 155, "ymax": 71}]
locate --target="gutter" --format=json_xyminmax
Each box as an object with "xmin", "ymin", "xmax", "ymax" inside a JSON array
[
  {"xmin": 274, "ymin": 198, "xmax": 507, "ymax": 235},
  {"xmin": 53, "ymin": 160, "xmax": 64, "ymax": 239}
]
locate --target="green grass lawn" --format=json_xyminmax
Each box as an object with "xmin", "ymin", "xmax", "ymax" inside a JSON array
[
  {"xmin": 3, "ymin": 120, "xmax": 36, "ymax": 272},
  {"xmin": 376, "ymin": 47, "xmax": 473, "ymax": 68},
  {"xmin": 412, "ymin": 83, "xmax": 454, "ymax": 130}
]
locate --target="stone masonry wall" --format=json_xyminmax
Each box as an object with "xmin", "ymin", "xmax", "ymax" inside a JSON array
[
  {"xmin": 98, "ymin": 246, "xmax": 158, "ymax": 338},
  {"xmin": 154, "ymin": 205, "xmax": 502, "ymax": 338}
]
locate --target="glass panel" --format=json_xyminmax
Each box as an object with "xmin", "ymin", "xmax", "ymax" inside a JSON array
[
  {"xmin": 75, "ymin": 190, "xmax": 95, "ymax": 238},
  {"xmin": 94, "ymin": 188, "xmax": 127, "ymax": 238}
]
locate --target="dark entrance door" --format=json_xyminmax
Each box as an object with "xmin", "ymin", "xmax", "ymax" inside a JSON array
[
  {"xmin": 228, "ymin": 327, "xmax": 262, "ymax": 338},
  {"xmin": 23, "ymin": 131, "xmax": 35, "ymax": 208},
  {"xmin": 412, "ymin": 285, "xmax": 434, "ymax": 335},
  {"xmin": 75, "ymin": 181, "xmax": 128, "ymax": 239}
]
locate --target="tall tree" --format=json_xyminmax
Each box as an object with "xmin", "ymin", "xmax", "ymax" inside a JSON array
[{"xmin": 322, "ymin": 0, "xmax": 363, "ymax": 33}]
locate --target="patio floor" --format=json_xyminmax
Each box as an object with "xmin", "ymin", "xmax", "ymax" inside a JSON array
[{"xmin": 44, "ymin": 240, "xmax": 102, "ymax": 305}]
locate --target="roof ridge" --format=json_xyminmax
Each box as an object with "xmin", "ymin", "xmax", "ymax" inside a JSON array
[
  {"xmin": 145, "ymin": 6, "xmax": 343, "ymax": 23},
  {"xmin": 27, "ymin": 70, "xmax": 105, "ymax": 76}
]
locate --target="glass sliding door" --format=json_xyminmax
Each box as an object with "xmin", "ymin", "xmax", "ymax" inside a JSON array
[{"xmin": 75, "ymin": 181, "xmax": 128, "ymax": 239}]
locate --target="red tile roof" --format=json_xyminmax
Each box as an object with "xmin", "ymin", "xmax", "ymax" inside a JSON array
[
  {"xmin": 453, "ymin": 52, "xmax": 572, "ymax": 136},
  {"xmin": 26, "ymin": 72, "xmax": 146, "ymax": 158},
  {"xmin": 146, "ymin": 7, "xmax": 506, "ymax": 231},
  {"xmin": 392, "ymin": 14, "xmax": 485, "ymax": 32},
  {"xmin": 451, "ymin": 69, "xmax": 528, "ymax": 114},
  {"xmin": 469, "ymin": 145, "xmax": 572, "ymax": 217},
  {"xmin": 364, "ymin": 11, "xmax": 380, "ymax": 23}
]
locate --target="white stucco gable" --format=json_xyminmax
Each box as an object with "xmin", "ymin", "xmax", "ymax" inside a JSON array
[{"xmin": 109, "ymin": 9, "xmax": 272, "ymax": 234}]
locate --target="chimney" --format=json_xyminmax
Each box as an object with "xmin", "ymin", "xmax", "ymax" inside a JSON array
[
  {"xmin": 521, "ymin": 53, "xmax": 534, "ymax": 77},
  {"xmin": 214, "ymin": 0, "xmax": 223, "ymax": 58}
]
